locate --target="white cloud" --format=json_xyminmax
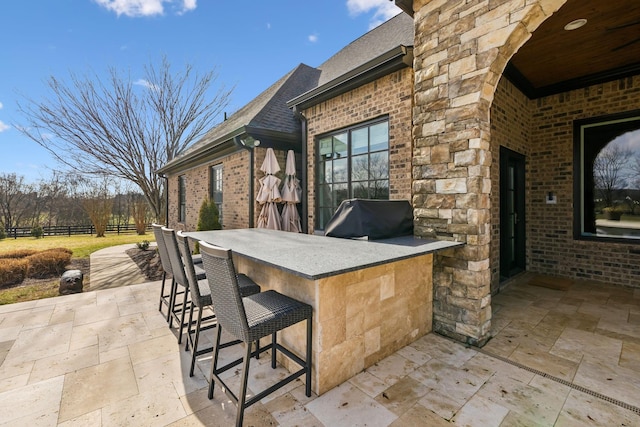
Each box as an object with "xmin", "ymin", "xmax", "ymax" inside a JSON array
[
  {"xmin": 346, "ymin": 0, "xmax": 401, "ymax": 29},
  {"xmin": 308, "ymin": 34, "xmax": 318, "ymax": 43},
  {"xmin": 0, "ymin": 102, "xmax": 3, "ymax": 109},
  {"xmin": 0, "ymin": 120, "xmax": 10, "ymax": 132},
  {"xmin": 134, "ymin": 79, "xmax": 159, "ymax": 91},
  {"xmin": 180, "ymin": 0, "xmax": 196, "ymax": 14},
  {"xmin": 93, "ymin": 0, "xmax": 197, "ymax": 17}
]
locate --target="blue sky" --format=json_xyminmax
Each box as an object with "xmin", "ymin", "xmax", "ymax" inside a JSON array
[{"xmin": 0, "ymin": 0, "xmax": 401, "ymax": 183}]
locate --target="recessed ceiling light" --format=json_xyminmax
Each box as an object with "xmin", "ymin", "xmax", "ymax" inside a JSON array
[{"xmin": 564, "ymin": 19, "xmax": 587, "ymax": 31}]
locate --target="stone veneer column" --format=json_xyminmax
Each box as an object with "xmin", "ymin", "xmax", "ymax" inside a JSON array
[{"xmin": 410, "ymin": 0, "xmax": 565, "ymax": 346}]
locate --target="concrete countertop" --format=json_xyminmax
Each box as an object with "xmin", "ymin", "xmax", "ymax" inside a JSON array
[{"xmin": 185, "ymin": 228, "xmax": 463, "ymax": 280}]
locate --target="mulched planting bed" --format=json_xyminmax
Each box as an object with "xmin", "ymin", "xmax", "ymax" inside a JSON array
[
  {"xmin": 1, "ymin": 246, "xmax": 163, "ymax": 293},
  {"xmin": 0, "ymin": 257, "xmax": 90, "ymax": 291},
  {"xmin": 126, "ymin": 248, "xmax": 165, "ymax": 281}
]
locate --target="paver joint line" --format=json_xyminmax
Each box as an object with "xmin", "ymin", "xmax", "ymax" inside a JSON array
[{"xmin": 474, "ymin": 344, "xmax": 640, "ymax": 416}]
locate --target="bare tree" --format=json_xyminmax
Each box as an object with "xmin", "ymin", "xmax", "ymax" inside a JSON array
[
  {"xmin": 17, "ymin": 56, "xmax": 233, "ymax": 221},
  {"xmin": 0, "ymin": 173, "xmax": 34, "ymax": 229},
  {"xmin": 593, "ymin": 144, "xmax": 632, "ymax": 207},
  {"xmin": 37, "ymin": 171, "xmax": 68, "ymax": 228},
  {"xmin": 130, "ymin": 193, "xmax": 149, "ymax": 235},
  {"xmin": 78, "ymin": 176, "xmax": 114, "ymax": 238}
]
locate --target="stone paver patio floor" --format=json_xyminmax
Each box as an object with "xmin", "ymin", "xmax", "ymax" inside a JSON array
[{"xmin": 1, "ymin": 273, "xmax": 639, "ymax": 426}]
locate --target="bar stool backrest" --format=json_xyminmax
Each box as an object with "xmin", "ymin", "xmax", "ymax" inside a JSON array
[
  {"xmin": 162, "ymin": 227, "xmax": 188, "ymax": 288},
  {"xmin": 152, "ymin": 223, "xmax": 172, "ymax": 275},
  {"xmin": 176, "ymin": 231, "xmax": 205, "ymax": 304},
  {"xmin": 199, "ymin": 241, "xmax": 250, "ymax": 342}
]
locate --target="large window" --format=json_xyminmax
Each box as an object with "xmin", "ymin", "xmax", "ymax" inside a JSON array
[
  {"xmin": 316, "ymin": 118, "xmax": 389, "ymax": 229},
  {"xmin": 210, "ymin": 164, "xmax": 223, "ymax": 226},
  {"xmin": 178, "ymin": 175, "xmax": 186, "ymax": 223},
  {"xmin": 574, "ymin": 111, "xmax": 640, "ymax": 241}
]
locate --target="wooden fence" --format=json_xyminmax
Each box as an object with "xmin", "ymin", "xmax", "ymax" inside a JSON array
[{"xmin": 3, "ymin": 224, "xmax": 152, "ymax": 239}]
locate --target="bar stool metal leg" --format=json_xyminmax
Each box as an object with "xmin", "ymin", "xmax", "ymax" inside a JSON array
[{"xmin": 199, "ymin": 242, "xmax": 313, "ymax": 427}]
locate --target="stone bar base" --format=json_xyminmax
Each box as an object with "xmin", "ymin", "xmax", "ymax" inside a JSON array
[{"xmin": 235, "ymin": 253, "xmax": 433, "ymax": 395}]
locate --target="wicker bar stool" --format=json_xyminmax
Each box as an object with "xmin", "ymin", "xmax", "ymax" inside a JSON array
[
  {"xmin": 176, "ymin": 231, "xmax": 260, "ymax": 377},
  {"xmin": 199, "ymin": 241, "xmax": 313, "ymax": 427},
  {"xmin": 162, "ymin": 227, "xmax": 206, "ymax": 343},
  {"xmin": 152, "ymin": 224, "xmax": 176, "ymax": 323}
]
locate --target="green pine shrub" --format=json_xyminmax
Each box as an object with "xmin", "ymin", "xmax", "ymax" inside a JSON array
[
  {"xmin": 197, "ymin": 199, "xmax": 221, "ymax": 231},
  {"xmin": 195, "ymin": 199, "xmax": 221, "ymax": 254},
  {"xmin": 31, "ymin": 226, "xmax": 44, "ymax": 239}
]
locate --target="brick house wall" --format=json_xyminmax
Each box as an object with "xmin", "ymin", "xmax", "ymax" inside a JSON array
[
  {"xmin": 302, "ymin": 68, "xmax": 414, "ymax": 232},
  {"xmin": 490, "ymin": 74, "xmax": 640, "ymax": 290},
  {"xmin": 167, "ymin": 165, "xmax": 209, "ymax": 230},
  {"xmin": 167, "ymin": 149, "xmax": 253, "ymax": 231},
  {"xmin": 527, "ymin": 75, "xmax": 640, "ymax": 286},
  {"xmin": 167, "ymin": 146, "xmax": 291, "ymax": 231},
  {"xmin": 489, "ymin": 77, "xmax": 532, "ymax": 290}
]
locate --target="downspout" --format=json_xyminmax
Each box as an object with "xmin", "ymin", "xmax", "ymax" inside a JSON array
[
  {"xmin": 233, "ymin": 136, "xmax": 255, "ymax": 228},
  {"xmin": 158, "ymin": 173, "xmax": 169, "ymax": 226},
  {"xmin": 293, "ymin": 107, "xmax": 309, "ymax": 234}
]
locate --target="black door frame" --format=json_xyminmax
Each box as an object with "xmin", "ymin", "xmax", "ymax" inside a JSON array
[{"xmin": 500, "ymin": 146, "xmax": 526, "ymax": 281}]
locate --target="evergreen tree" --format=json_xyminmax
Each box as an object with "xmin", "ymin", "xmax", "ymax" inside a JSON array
[{"xmin": 197, "ymin": 199, "xmax": 221, "ymax": 231}]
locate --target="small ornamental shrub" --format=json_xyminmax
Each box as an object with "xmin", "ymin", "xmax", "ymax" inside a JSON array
[
  {"xmin": 26, "ymin": 249, "xmax": 72, "ymax": 279},
  {"xmin": 136, "ymin": 240, "xmax": 150, "ymax": 250},
  {"xmin": 31, "ymin": 226, "xmax": 44, "ymax": 239},
  {"xmin": 0, "ymin": 227, "xmax": 6, "ymax": 240},
  {"xmin": 195, "ymin": 199, "xmax": 221, "ymax": 253},
  {"xmin": 0, "ymin": 249, "xmax": 38, "ymax": 259},
  {"xmin": 0, "ymin": 258, "xmax": 29, "ymax": 286},
  {"xmin": 38, "ymin": 247, "xmax": 73, "ymax": 256},
  {"xmin": 197, "ymin": 199, "xmax": 221, "ymax": 231},
  {"xmin": 0, "ymin": 247, "xmax": 74, "ymax": 286}
]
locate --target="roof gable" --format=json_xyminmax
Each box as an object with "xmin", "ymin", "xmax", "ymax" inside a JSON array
[
  {"xmin": 191, "ymin": 62, "xmax": 319, "ymax": 147},
  {"xmin": 158, "ymin": 13, "xmax": 414, "ymax": 174},
  {"xmin": 317, "ymin": 12, "xmax": 413, "ymax": 86},
  {"xmin": 159, "ymin": 64, "xmax": 319, "ymax": 173}
]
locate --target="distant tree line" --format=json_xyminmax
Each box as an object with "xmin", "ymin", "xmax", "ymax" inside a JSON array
[{"xmin": 0, "ymin": 172, "xmax": 153, "ymax": 238}]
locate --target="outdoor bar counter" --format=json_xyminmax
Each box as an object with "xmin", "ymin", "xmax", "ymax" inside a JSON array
[{"xmin": 186, "ymin": 228, "xmax": 462, "ymax": 395}]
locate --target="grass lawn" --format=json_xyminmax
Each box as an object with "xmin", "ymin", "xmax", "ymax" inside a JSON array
[
  {"xmin": 0, "ymin": 233, "xmax": 153, "ymax": 258},
  {"xmin": 0, "ymin": 281, "xmax": 60, "ymax": 305},
  {"xmin": 0, "ymin": 232, "xmax": 154, "ymax": 305}
]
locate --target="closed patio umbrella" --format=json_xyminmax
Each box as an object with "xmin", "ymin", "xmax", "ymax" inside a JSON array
[
  {"xmin": 280, "ymin": 150, "xmax": 302, "ymax": 233},
  {"xmin": 256, "ymin": 148, "xmax": 282, "ymax": 230}
]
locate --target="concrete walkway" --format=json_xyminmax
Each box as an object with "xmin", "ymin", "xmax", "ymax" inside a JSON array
[{"xmin": 89, "ymin": 243, "xmax": 153, "ymax": 291}]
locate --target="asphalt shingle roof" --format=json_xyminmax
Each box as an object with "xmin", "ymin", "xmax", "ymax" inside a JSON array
[
  {"xmin": 316, "ymin": 13, "xmax": 414, "ymax": 87},
  {"xmin": 161, "ymin": 13, "xmax": 413, "ymax": 171},
  {"xmin": 164, "ymin": 63, "xmax": 320, "ymax": 166}
]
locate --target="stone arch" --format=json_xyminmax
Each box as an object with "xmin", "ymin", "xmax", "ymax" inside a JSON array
[
  {"xmin": 411, "ymin": 0, "xmax": 567, "ymax": 346},
  {"xmin": 483, "ymin": 0, "xmax": 568, "ymax": 110}
]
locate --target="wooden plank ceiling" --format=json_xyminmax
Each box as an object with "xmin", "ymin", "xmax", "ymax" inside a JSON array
[
  {"xmin": 508, "ymin": 0, "xmax": 640, "ymax": 98},
  {"xmin": 395, "ymin": 0, "xmax": 640, "ymax": 99}
]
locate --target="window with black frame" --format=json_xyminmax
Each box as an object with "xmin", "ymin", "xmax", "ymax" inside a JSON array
[
  {"xmin": 574, "ymin": 111, "xmax": 640, "ymax": 241},
  {"xmin": 316, "ymin": 118, "xmax": 389, "ymax": 230},
  {"xmin": 209, "ymin": 164, "xmax": 223, "ymax": 226},
  {"xmin": 178, "ymin": 175, "xmax": 186, "ymax": 223}
]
